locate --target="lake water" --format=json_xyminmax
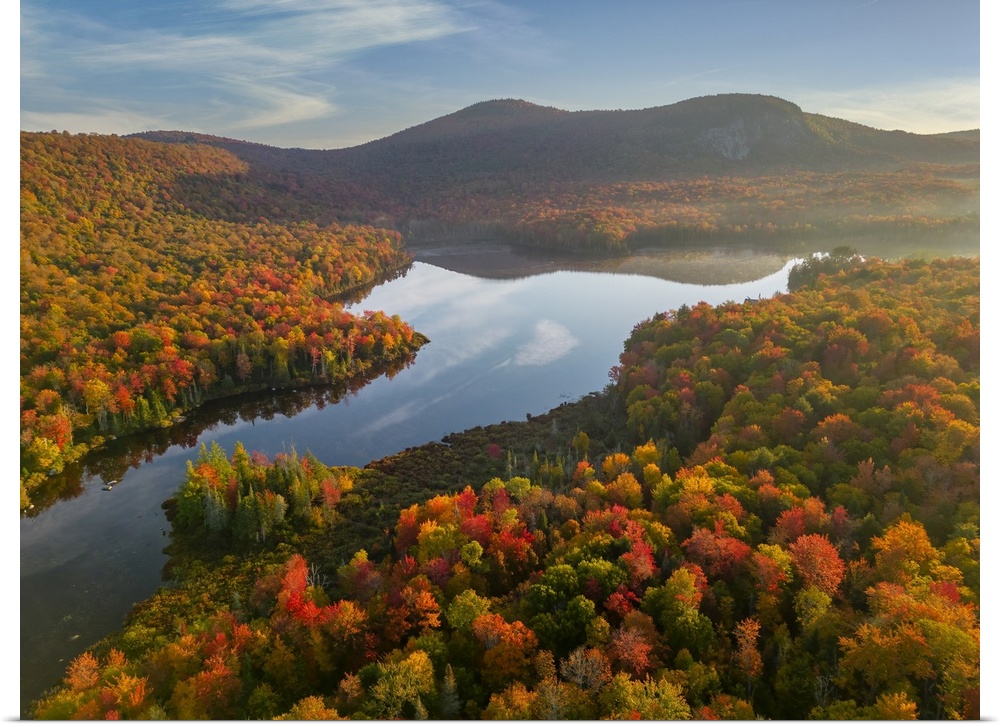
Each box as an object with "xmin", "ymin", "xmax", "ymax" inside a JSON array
[{"xmin": 19, "ymin": 245, "xmax": 802, "ymax": 712}]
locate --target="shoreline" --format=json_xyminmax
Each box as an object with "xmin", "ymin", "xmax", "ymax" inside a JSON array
[
  {"xmin": 410, "ymin": 240, "xmax": 798, "ymax": 285},
  {"xmin": 408, "ymin": 234, "xmax": 980, "ymax": 285}
]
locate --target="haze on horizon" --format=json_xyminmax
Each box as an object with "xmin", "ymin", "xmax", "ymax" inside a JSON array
[{"xmin": 20, "ymin": 1, "xmax": 981, "ymax": 150}]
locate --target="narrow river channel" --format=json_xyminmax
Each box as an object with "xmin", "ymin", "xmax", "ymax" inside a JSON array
[{"xmin": 21, "ymin": 244, "xmax": 805, "ymax": 712}]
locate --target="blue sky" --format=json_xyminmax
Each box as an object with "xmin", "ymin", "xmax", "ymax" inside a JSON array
[{"xmin": 19, "ymin": 1, "xmax": 982, "ymax": 149}]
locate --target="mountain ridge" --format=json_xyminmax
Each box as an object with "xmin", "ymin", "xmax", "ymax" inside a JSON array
[
  {"xmin": 134, "ymin": 93, "xmax": 980, "ymax": 154},
  {"xmin": 127, "ymin": 93, "xmax": 979, "ymax": 162},
  {"xmin": 130, "ymin": 93, "xmax": 979, "ymax": 190},
  {"xmin": 120, "ymin": 92, "xmax": 979, "ymax": 251}
]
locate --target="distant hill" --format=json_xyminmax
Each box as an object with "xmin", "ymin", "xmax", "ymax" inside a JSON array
[
  {"xmin": 362, "ymin": 94, "xmax": 976, "ymax": 173},
  {"xmin": 131, "ymin": 93, "xmax": 980, "ymax": 250},
  {"xmin": 136, "ymin": 93, "xmax": 978, "ymax": 178}
]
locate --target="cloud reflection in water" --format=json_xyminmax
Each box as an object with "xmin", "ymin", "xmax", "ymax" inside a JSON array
[{"xmin": 513, "ymin": 319, "xmax": 581, "ymax": 366}]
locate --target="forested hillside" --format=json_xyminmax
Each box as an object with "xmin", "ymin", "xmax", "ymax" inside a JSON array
[
  {"xmin": 34, "ymin": 256, "xmax": 979, "ymax": 720},
  {"xmin": 135, "ymin": 94, "xmax": 980, "ymax": 253},
  {"xmin": 20, "ymin": 132, "xmax": 425, "ymax": 508},
  {"xmin": 27, "ymin": 94, "xmax": 979, "ymax": 510}
]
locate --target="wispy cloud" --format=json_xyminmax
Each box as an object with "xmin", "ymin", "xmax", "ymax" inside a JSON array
[
  {"xmin": 650, "ymin": 66, "xmax": 732, "ymax": 93},
  {"xmin": 451, "ymin": 0, "xmax": 557, "ymax": 69},
  {"xmin": 219, "ymin": 0, "xmax": 472, "ymax": 57},
  {"xmin": 20, "ymin": 108, "xmax": 171, "ymax": 136},
  {"xmin": 221, "ymin": 77, "xmax": 338, "ymax": 130},
  {"xmin": 796, "ymin": 79, "xmax": 980, "ymax": 133},
  {"xmin": 20, "ymin": 0, "xmax": 471, "ymax": 139}
]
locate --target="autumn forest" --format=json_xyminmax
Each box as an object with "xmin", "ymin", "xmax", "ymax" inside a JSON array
[{"xmin": 21, "ymin": 94, "xmax": 979, "ymax": 719}]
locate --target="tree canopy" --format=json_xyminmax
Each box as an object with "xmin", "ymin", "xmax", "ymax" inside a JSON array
[{"xmin": 34, "ymin": 256, "xmax": 979, "ymax": 720}]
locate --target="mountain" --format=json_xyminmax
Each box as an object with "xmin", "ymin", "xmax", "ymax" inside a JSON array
[
  {"xmin": 131, "ymin": 93, "xmax": 979, "ymax": 250},
  {"xmin": 137, "ymin": 94, "xmax": 978, "ymax": 178}
]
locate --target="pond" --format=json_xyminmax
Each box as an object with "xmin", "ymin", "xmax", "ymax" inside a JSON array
[{"xmin": 16, "ymin": 243, "xmax": 837, "ymax": 711}]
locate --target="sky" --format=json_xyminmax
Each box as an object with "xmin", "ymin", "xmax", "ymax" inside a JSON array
[{"xmin": 19, "ymin": 0, "xmax": 982, "ymax": 150}]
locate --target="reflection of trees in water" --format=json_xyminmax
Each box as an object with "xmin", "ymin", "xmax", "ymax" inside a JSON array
[
  {"xmin": 331, "ymin": 264, "xmax": 412, "ymax": 305},
  {"xmin": 414, "ymin": 233, "xmax": 978, "ymax": 286},
  {"xmin": 22, "ymin": 353, "xmax": 418, "ymax": 517}
]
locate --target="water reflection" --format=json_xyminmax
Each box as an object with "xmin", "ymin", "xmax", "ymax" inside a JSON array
[
  {"xmin": 512, "ymin": 319, "xmax": 581, "ymax": 366},
  {"xmin": 19, "ymin": 359, "xmax": 424, "ymax": 714},
  {"xmin": 19, "ymin": 241, "xmax": 976, "ymax": 713},
  {"xmin": 410, "ymin": 234, "xmax": 979, "ymax": 285},
  {"xmin": 23, "ymin": 356, "xmax": 419, "ymax": 517}
]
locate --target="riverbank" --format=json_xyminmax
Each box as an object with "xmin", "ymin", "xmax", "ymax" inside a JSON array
[
  {"xmin": 408, "ymin": 232, "xmax": 979, "ymax": 285},
  {"xmin": 410, "ymin": 241, "xmax": 796, "ymax": 285},
  {"xmin": 21, "ymin": 332, "xmax": 428, "ymax": 513}
]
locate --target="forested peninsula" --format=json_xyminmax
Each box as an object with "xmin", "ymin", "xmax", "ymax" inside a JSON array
[
  {"xmin": 20, "ymin": 132, "xmax": 425, "ymax": 508},
  {"xmin": 33, "ymin": 255, "xmax": 979, "ymax": 720}
]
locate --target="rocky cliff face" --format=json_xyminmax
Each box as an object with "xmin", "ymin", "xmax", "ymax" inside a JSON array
[
  {"xmin": 697, "ymin": 109, "xmax": 813, "ymax": 161},
  {"xmin": 699, "ymin": 119, "xmax": 753, "ymax": 160}
]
